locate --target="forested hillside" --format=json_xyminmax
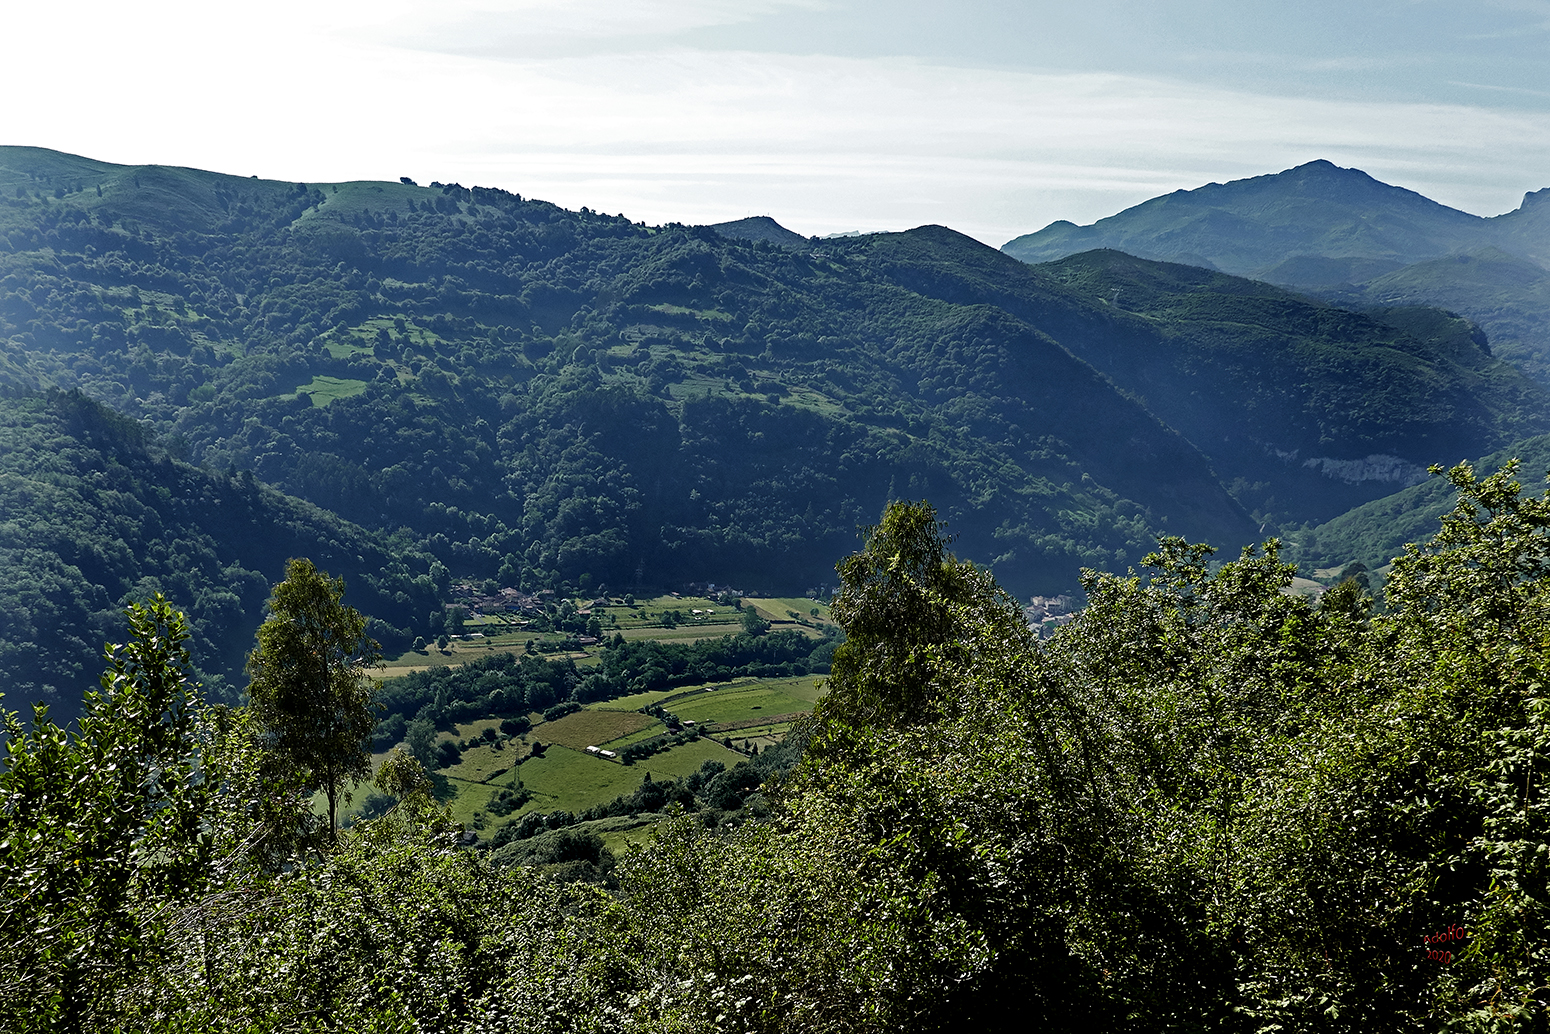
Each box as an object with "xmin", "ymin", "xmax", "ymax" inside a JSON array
[
  {"xmin": 0, "ymin": 145, "xmax": 1259, "ymax": 599},
  {"xmin": 4, "ymin": 145, "xmax": 1549, "ymax": 713},
  {"xmin": 1293, "ymin": 431, "xmax": 1550, "ymax": 574},
  {"xmin": 818, "ymin": 228, "xmax": 1550, "ymax": 522},
  {"xmin": 0, "ymin": 389, "xmax": 436, "ymax": 711}
]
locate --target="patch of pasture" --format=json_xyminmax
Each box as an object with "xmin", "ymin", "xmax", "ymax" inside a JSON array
[
  {"xmin": 540, "ymin": 709, "xmax": 658, "ymax": 751},
  {"xmin": 745, "ymin": 597, "xmax": 831, "ymax": 622},
  {"xmin": 615, "ymin": 623, "xmax": 743, "ymax": 644},
  {"xmin": 439, "ymin": 741, "xmax": 517, "ymax": 783},
  {"xmin": 295, "ymin": 375, "xmax": 368, "ymax": 407},
  {"xmin": 498, "ymin": 746, "xmax": 643, "ymax": 815},
  {"xmin": 624, "ymin": 737, "xmax": 744, "ymax": 781},
  {"xmin": 442, "ymin": 776, "xmax": 506, "ymax": 827},
  {"xmin": 598, "ymin": 687, "xmax": 680, "ymax": 711},
  {"xmin": 595, "ymin": 816, "xmax": 663, "ymax": 855},
  {"xmin": 487, "ymin": 737, "xmax": 745, "ymax": 819},
  {"xmin": 448, "ymin": 717, "xmax": 503, "ymax": 741},
  {"xmin": 668, "ymin": 676, "xmax": 826, "ymax": 726},
  {"xmin": 600, "ymin": 723, "xmax": 672, "ymax": 749}
]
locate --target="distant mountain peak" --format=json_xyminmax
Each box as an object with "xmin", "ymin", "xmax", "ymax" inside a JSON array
[{"xmin": 1003, "ymin": 160, "xmax": 1487, "ymax": 276}]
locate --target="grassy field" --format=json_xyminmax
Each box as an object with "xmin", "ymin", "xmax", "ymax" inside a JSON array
[
  {"xmin": 715, "ymin": 722, "xmax": 797, "ymax": 750},
  {"xmin": 478, "ymin": 736, "xmax": 746, "ymax": 821},
  {"xmin": 745, "ymin": 597, "xmax": 832, "ymax": 623},
  {"xmin": 359, "ymin": 598, "xmax": 824, "ymax": 826},
  {"xmin": 441, "ymin": 776, "xmax": 507, "ymax": 826},
  {"xmin": 539, "ymin": 709, "xmax": 657, "ymax": 750},
  {"xmin": 491, "ymin": 746, "xmax": 643, "ymax": 815},
  {"xmin": 596, "ymin": 816, "xmax": 663, "ymax": 855},
  {"xmin": 375, "ymin": 591, "xmax": 826, "ymax": 679},
  {"xmin": 599, "ymin": 687, "xmax": 681, "ymax": 711},
  {"xmin": 668, "ymin": 676, "xmax": 826, "ymax": 726},
  {"xmin": 295, "ymin": 375, "xmax": 368, "ymax": 406},
  {"xmin": 612, "ymin": 737, "xmax": 746, "ymax": 782},
  {"xmin": 614, "ymin": 623, "xmax": 744, "ymax": 643},
  {"xmin": 440, "ymin": 717, "xmax": 504, "ymax": 743},
  {"xmin": 439, "ymin": 741, "xmax": 523, "ymax": 783},
  {"xmin": 601, "ymin": 723, "xmax": 674, "ymax": 749},
  {"xmin": 378, "ymin": 627, "xmax": 531, "ymax": 675}
]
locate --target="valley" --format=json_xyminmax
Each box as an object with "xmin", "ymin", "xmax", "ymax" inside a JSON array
[
  {"xmin": 4, "ymin": 147, "xmax": 1549, "ymax": 722},
  {"xmin": 6, "ymin": 144, "xmax": 1550, "ymax": 1033}
]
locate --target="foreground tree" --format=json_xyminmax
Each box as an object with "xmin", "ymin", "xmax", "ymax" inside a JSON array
[
  {"xmin": 246, "ymin": 558, "xmax": 382, "ymax": 840},
  {"xmin": 0, "ymin": 596, "xmax": 213, "ymax": 1030}
]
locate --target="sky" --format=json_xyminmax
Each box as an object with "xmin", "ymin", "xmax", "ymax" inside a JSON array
[{"xmin": 2, "ymin": 0, "xmax": 1549, "ymax": 244}]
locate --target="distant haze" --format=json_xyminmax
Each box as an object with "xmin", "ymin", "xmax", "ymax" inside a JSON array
[{"xmin": 2, "ymin": 0, "xmax": 1548, "ymax": 243}]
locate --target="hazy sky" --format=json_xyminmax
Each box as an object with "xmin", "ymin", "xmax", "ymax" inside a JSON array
[{"xmin": 3, "ymin": 0, "xmax": 1548, "ymax": 244}]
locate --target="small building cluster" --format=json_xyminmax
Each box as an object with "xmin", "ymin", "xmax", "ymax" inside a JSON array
[{"xmin": 1025, "ymin": 594, "xmax": 1077, "ymax": 637}]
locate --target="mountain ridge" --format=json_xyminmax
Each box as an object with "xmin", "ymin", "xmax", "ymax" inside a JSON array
[{"xmin": 1002, "ymin": 159, "xmax": 1533, "ymax": 276}]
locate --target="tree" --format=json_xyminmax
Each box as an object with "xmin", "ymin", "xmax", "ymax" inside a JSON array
[
  {"xmin": 0, "ymin": 595, "xmax": 214, "ymax": 1028},
  {"xmin": 246, "ymin": 558, "xmax": 382, "ymax": 840},
  {"xmin": 740, "ymin": 605, "xmax": 769, "ymax": 636},
  {"xmin": 376, "ymin": 744, "xmax": 433, "ymax": 803},
  {"xmin": 819, "ymin": 499, "xmax": 1006, "ymax": 729},
  {"xmin": 406, "ymin": 716, "xmax": 439, "ymax": 770}
]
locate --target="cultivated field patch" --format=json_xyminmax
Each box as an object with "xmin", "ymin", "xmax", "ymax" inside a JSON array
[
  {"xmin": 295, "ymin": 375, "xmax": 368, "ymax": 406},
  {"xmin": 601, "ymin": 687, "xmax": 681, "ymax": 711},
  {"xmin": 541, "ymin": 709, "xmax": 658, "ymax": 750},
  {"xmin": 669, "ymin": 676, "xmax": 826, "ymax": 726},
  {"xmin": 497, "ymin": 746, "xmax": 642, "ymax": 814},
  {"xmin": 624, "ymin": 737, "xmax": 745, "ymax": 781},
  {"xmin": 745, "ymin": 597, "xmax": 831, "ymax": 622},
  {"xmin": 439, "ymin": 741, "xmax": 519, "ymax": 783}
]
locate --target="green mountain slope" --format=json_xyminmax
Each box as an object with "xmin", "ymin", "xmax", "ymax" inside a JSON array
[
  {"xmin": 708, "ymin": 216, "xmax": 809, "ymax": 249},
  {"xmin": 0, "ymin": 389, "xmax": 437, "ymax": 714},
  {"xmin": 6, "ymin": 145, "xmax": 1550, "ymax": 714},
  {"xmin": 1294, "ymin": 432, "xmax": 1550, "ymax": 572},
  {"xmin": 0, "ymin": 146, "xmax": 1259, "ymax": 600},
  {"xmin": 819, "ymin": 227, "xmax": 1550, "ymax": 523},
  {"xmin": 1002, "ymin": 160, "xmax": 1491, "ymax": 275},
  {"xmin": 1314, "ymin": 248, "xmax": 1550, "ymax": 385},
  {"xmin": 1000, "ymin": 160, "xmax": 1550, "ymax": 391}
]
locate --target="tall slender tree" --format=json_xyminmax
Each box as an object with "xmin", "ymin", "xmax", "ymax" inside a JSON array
[{"xmin": 246, "ymin": 558, "xmax": 381, "ymax": 840}]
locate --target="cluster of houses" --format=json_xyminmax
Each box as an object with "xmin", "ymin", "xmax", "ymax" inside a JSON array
[
  {"xmin": 1024, "ymin": 594, "xmax": 1077, "ymax": 637},
  {"xmin": 445, "ymin": 581, "xmax": 615, "ymax": 622},
  {"xmin": 447, "ymin": 583, "xmax": 550, "ymax": 617}
]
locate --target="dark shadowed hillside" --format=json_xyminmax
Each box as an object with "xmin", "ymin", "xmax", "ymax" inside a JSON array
[
  {"xmin": 0, "ymin": 389, "xmax": 436, "ymax": 713},
  {"xmin": 823, "ymin": 226, "xmax": 1550, "ymax": 523}
]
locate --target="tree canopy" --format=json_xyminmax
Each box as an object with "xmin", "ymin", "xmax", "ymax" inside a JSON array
[
  {"xmin": 245, "ymin": 557, "xmax": 381, "ymax": 837},
  {"xmin": 5, "ymin": 474, "xmax": 1550, "ymax": 1032}
]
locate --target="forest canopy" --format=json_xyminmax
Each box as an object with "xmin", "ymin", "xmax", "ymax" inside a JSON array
[{"xmin": 3, "ymin": 473, "xmax": 1548, "ymax": 1032}]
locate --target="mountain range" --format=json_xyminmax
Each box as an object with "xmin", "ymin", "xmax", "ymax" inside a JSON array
[
  {"xmin": 2, "ymin": 145, "xmax": 1548, "ymax": 713},
  {"xmin": 1004, "ymin": 158, "xmax": 1550, "ymax": 385}
]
